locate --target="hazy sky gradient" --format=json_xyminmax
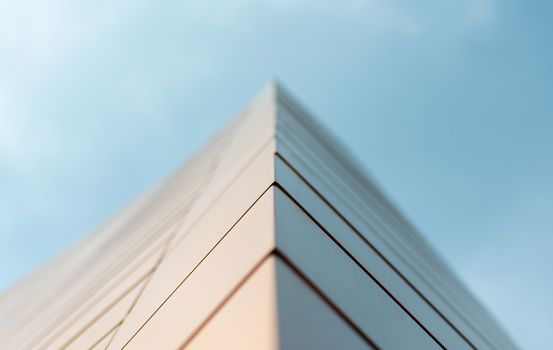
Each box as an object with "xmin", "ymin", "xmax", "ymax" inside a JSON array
[{"xmin": 1, "ymin": 0, "xmax": 552, "ymax": 348}]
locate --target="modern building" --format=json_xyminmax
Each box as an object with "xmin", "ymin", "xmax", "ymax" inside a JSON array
[{"xmin": 0, "ymin": 83, "xmax": 518, "ymax": 349}]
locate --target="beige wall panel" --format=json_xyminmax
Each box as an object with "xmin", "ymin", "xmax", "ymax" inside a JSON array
[
  {"xmin": 61, "ymin": 278, "xmax": 145, "ymax": 350},
  {"xmin": 34, "ymin": 246, "xmax": 163, "ymax": 350},
  {"xmin": 184, "ymin": 257, "xmax": 279, "ymax": 350},
  {"xmin": 168, "ymin": 138, "xmax": 276, "ymax": 252},
  {"xmin": 116, "ymin": 188, "xmax": 276, "ymax": 350},
  {"xmin": 27, "ymin": 241, "xmax": 165, "ymax": 350},
  {"xmin": 185, "ymin": 256, "xmax": 373, "ymax": 350},
  {"xmin": 5, "ymin": 218, "xmax": 176, "ymax": 348},
  {"xmin": 90, "ymin": 326, "xmax": 119, "ymax": 350},
  {"xmin": 108, "ymin": 143, "xmax": 276, "ymax": 350}
]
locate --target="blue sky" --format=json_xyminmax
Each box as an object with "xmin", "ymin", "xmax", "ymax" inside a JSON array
[{"xmin": 1, "ymin": 0, "xmax": 551, "ymax": 348}]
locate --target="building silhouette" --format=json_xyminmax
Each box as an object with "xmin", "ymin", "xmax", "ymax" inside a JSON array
[{"xmin": 0, "ymin": 83, "xmax": 518, "ymax": 349}]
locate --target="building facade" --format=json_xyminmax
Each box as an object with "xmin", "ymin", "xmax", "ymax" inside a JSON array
[{"xmin": 0, "ymin": 83, "xmax": 518, "ymax": 349}]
